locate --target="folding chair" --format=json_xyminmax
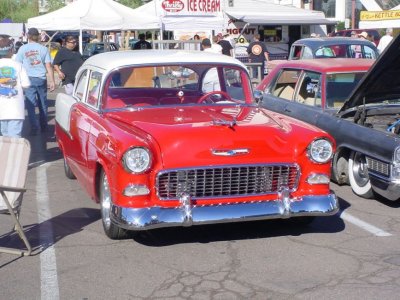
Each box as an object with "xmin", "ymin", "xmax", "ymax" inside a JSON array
[{"xmin": 0, "ymin": 136, "xmax": 32, "ymax": 256}]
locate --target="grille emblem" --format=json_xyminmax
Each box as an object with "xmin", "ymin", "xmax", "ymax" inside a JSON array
[{"xmin": 211, "ymin": 148, "xmax": 250, "ymax": 156}]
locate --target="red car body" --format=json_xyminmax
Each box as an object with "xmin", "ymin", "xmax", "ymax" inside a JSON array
[{"xmin": 55, "ymin": 50, "xmax": 338, "ymax": 239}]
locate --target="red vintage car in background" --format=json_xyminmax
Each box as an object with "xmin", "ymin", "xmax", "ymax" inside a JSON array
[
  {"xmin": 55, "ymin": 50, "xmax": 338, "ymax": 239},
  {"xmin": 257, "ymin": 58, "xmax": 374, "ymax": 114}
]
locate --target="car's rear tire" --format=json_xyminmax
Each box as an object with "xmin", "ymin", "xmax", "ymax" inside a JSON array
[
  {"xmin": 99, "ymin": 170, "xmax": 130, "ymax": 240},
  {"xmin": 348, "ymin": 151, "xmax": 374, "ymax": 198},
  {"xmin": 63, "ymin": 154, "xmax": 76, "ymax": 179}
]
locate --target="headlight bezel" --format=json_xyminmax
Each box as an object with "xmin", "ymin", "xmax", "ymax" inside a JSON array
[
  {"xmin": 307, "ymin": 138, "xmax": 334, "ymax": 164},
  {"xmin": 122, "ymin": 147, "xmax": 152, "ymax": 174}
]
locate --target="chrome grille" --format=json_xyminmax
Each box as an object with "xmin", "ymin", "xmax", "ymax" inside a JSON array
[
  {"xmin": 156, "ymin": 164, "xmax": 299, "ymax": 200},
  {"xmin": 366, "ymin": 157, "xmax": 390, "ymax": 177}
]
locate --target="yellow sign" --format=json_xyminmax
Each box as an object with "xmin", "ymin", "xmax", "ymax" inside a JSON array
[
  {"xmin": 360, "ymin": 10, "xmax": 400, "ymax": 21},
  {"xmin": 264, "ymin": 29, "xmax": 276, "ymax": 36}
]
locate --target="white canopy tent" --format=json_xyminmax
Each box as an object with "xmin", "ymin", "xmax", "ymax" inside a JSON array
[
  {"xmin": 27, "ymin": 0, "xmax": 160, "ymax": 52},
  {"xmin": 224, "ymin": 1, "xmax": 336, "ymax": 25},
  {"xmin": 134, "ymin": 0, "xmax": 224, "ymax": 31}
]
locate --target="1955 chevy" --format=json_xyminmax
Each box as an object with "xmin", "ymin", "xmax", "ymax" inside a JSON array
[{"xmin": 55, "ymin": 50, "xmax": 338, "ymax": 239}]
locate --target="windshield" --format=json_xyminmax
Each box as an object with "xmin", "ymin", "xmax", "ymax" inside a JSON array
[
  {"xmin": 104, "ymin": 64, "xmax": 251, "ymax": 109},
  {"xmin": 325, "ymin": 72, "xmax": 366, "ymax": 108}
]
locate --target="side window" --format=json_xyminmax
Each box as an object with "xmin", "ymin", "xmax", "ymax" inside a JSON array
[
  {"xmin": 301, "ymin": 46, "xmax": 313, "ymax": 59},
  {"xmin": 270, "ymin": 69, "xmax": 301, "ymax": 100},
  {"xmin": 202, "ymin": 67, "xmax": 220, "ymax": 93},
  {"xmin": 296, "ymin": 71, "xmax": 322, "ymax": 107},
  {"xmin": 290, "ymin": 46, "xmax": 303, "ymax": 60},
  {"xmin": 315, "ymin": 47, "xmax": 335, "ymax": 58},
  {"xmin": 363, "ymin": 45, "xmax": 377, "ymax": 59},
  {"xmin": 74, "ymin": 70, "xmax": 88, "ymax": 101},
  {"xmin": 86, "ymin": 71, "xmax": 102, "ymax": 108},
  {"xmin": 223, "ymin": 68, "xmax": 244, "ymax": 100}
]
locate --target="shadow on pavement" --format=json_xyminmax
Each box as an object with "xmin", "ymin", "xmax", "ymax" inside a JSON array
[
  {"xmin": 132, "ymin": 208, "xmax": 346, "ymax": 247},
  {"xmin": 0, "ymin": 208, "xmax": 100, "ymax": 262}
]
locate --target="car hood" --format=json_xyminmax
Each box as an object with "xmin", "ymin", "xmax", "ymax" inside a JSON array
[
  {"xmin": 339, "ymin": 34, "xmax": 400, "ymax": 113},
  {"xmin": 107, "ymin": 105, "xmax": 326, "ymax": 168}
]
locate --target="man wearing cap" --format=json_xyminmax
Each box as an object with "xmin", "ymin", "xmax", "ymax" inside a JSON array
[
  {"xmin": 15, "ymin": 27, "xmax": 55, "ymax": 136},
  {"xmin": 377, "ymin": 28, "xmax": 393, "ymax": 54},
  {"xmin": 0, "ymin": 37, "xmax": 30, "ymax": 137},
  {"xmin": 53, "ymin": 35, "xmax": 83, "ymax": 95}
]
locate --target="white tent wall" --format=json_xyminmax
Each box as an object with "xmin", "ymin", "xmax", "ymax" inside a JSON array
[
  {"xmin": 0, "ymin": 23, "xmax": 24, "ymax": 40},
  {"xmin": 27, "ymin": 0, "xmax": 159, "ymax": 52}
]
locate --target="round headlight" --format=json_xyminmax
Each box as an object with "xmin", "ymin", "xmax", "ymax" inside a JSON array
[
  {"xmin": 394, "ymin": 146, "xmax": 400, "ymax": 164},
  {"xmin": 308, "ymin": 139, "xmax": 333, "ymax": 164},
  {"xmin": 122, "ymin": 147, "xmax": 151, "ymax": 173}
]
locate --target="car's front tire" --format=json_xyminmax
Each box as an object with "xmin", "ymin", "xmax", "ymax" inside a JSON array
[
  {"xmin": 99, "ymin": 170, "xmax": 130, "ymax": 240},
  {"xmin": 348, "ymin": 151, "xmax": 374, "ymax": 198}
]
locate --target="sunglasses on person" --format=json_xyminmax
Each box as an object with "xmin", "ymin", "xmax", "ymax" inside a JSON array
[{"xmin": 67, "ymin": 40, "xmax": 77, "ymax": 44}]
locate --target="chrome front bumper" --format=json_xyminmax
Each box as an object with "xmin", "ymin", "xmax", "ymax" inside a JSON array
[{"xmin": 110, "ymin": 191, "xmax": 339, "ymax": 231}]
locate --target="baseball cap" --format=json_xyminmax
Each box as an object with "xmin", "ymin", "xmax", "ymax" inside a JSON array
[
  {"xmin": 27, "ymin": 27, "xmax": 39, "ymax": 36},
  {"xmin": 358, "ymin": 31, "xmax": 368, "ymax": 39}
]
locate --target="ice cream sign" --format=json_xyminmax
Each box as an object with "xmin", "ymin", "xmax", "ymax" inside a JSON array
[{"xmin": 161, "ymin": 0, "xmax": 221, "ymax": 15}]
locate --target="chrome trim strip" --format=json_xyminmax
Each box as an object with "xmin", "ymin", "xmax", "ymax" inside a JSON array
[
  {"xmin": 211, "ymin": 148, "xmax": 250, "ymax": 156},
  {"xmin": 110, "ymin": 193, "xmax": 338, "ymax": 231}
]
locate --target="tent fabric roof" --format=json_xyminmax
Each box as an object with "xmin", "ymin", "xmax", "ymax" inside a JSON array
[
  {"xmin": 134, "ymin": 0, "xmax": 224, "ymax": 31},
  {"xmin": 225, "ymin": 1, "xmax": 336, "ymax": 25},
  {"xmin": 27, "ymin": 0, "xmax": 159, "ymax": 31}
]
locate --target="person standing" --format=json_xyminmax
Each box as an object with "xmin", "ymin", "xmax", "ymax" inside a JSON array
[
  {"xmin": 217, "ymin": 32, "xmax": 233, "ymax": 56},
  {"xmin": 377, "ymin": 28, "xmax": 393, "ymax": 54},
  {"xmin": 133, "ymin": 33, "xmax": 152, "ymax": 50},
  {"xmin": 247, "ymin": 34, "xmax": 269, "ymax": 80},
  {"xmin": 53, "ymin": 36, "xmax": 83, "ymax": 95},
  {"xmin": 201, "ymin": 37, "xmax": 222, "ymax": 54},
  {"xmin": 15, "ymin": 27, "xmax": 55, "ymax": 136},
  {"xmin": 0, "ymin": 37, "xmax": 30, "ymax": 137}
]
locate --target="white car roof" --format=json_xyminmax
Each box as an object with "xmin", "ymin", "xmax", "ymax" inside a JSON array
[{"xmin": 82, "ymin": 49, "xmax": 247, "ymax": 72}]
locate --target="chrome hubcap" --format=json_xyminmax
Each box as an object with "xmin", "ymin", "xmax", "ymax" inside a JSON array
[
  {"xmin": 352, "ymin": 152, "xmax": 370, "ymax": 187},
  {"xmin": 101, "ymin": 174, "xmax": 111, "ymax": 229}
]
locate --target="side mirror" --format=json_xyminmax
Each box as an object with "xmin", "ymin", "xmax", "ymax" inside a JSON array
[{"xmin": 253, "ymin": 90, "xmax": 263, "ymax": 104}]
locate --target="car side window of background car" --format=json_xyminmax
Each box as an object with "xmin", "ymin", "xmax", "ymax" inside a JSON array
[
  {"xmin": 87, "ymin": 71, "xmax": 102, "ymax": 107},
  {"xmin": 223, "ymin": 68, "xmax": 245, "ymax": 100},
  {"xmin": 270, "ymin": 69, "xmax": 301, "ymax": 100},
  {"xmin": 75, "ymin": 70, "xmax": 88, "ymax": 101},
  {"xmin": 295, "ymin": 71, "xmax": 322, "ymax": 107},
  {"xmin": 363, "ymin": 45, "xmax": 377, "ymax": 59}
]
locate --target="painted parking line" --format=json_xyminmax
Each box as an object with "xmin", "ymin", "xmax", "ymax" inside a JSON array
[
  {"xmin": 36, "ymin": 163, "xmax": 60, "ymax": 300},
  {"xmin": 340, "ymin": 211, "xmax": 392, "ymax": 237}
]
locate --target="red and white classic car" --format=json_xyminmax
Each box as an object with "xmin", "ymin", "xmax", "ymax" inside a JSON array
[{"xmin": 55, "ymin": 50, "xmax": 339, "ymax": 239}]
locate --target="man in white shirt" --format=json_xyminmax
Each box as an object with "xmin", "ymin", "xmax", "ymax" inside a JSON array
[
  {"xmin": 201, "ymin": 37, "xmax": 222, "ymax": 54},
  {"xmin": 377, "ymin": 28, "xmax": 393, "ymax": 54},
  {"xmin": 0, "ymin": 37, "xmax": 31, "ymax": 137}
]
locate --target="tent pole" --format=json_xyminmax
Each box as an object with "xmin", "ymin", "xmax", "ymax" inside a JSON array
[{"xmin": 79, "ymin": 28, "xmax": 83, "ymax": 54}]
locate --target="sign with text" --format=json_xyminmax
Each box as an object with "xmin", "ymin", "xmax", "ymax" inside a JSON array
[
  {"xmin": 159, "ymin": 0, "xmax": 223, "ymax": 16},
  {"xmin": 360, "ymin": 10, "xmax": 400, "ymax": 21}
]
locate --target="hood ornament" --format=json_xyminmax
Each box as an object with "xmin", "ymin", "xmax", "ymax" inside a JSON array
[
  {"xmin": 211, "ymin": 148, "xmax": 250, "ymax": 156},
  {"xmin": 212, "ymin": 118, "xmax": 237, "ymax": 128}
]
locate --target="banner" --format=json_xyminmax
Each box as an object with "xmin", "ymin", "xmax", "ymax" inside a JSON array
[
  {"xmin": 158, "ymin": 0, "xmax": 222, "ymax": 16},
  {"xmin": 360, "ymin": 10, "xmax": 400, "ymax": 21}
]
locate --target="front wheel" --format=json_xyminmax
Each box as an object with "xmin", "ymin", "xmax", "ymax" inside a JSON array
[
  {"xmin": 99, "ymin": 170, "xmax": 130, "ymax": 239},
  {"xmin": 348, "ymin": 152, "xmax": 374, "ymax": 198}
]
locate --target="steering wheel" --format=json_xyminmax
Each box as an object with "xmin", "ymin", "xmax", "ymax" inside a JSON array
[{"xmin": 197, "ymin": 90, "xmax": 232, "ymax": 103}]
